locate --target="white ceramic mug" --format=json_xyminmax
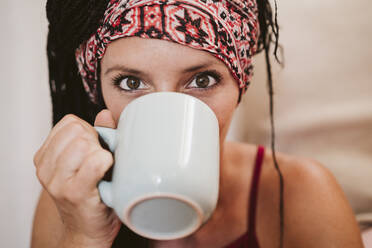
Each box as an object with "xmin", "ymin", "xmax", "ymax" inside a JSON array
[{"xmin": 95, "ymin": 92, "xmax": 220, "ymax": 240}]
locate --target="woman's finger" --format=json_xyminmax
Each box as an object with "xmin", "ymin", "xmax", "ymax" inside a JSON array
[
  {"xmin": 52, "ymin": 138, "xmax": 99, "ymax": 183},
  {"xmin": 34, "ymin": 115, "xmax": 97, "ymax": 165},
  {"xmin": 74, "ymin": 149, "xmax": 114, "ymax": 192},
  {"xmin": 94, "ymin": 109, "xmax": 117, "ymax": 129},
  {"xmin": 35, "ymin": 121, "xmax": 97, "ymax": 186}
]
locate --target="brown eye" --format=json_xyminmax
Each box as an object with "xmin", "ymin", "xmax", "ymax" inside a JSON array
[
  {"xmin": 195, "ymin": 74, "xmax": 210, "ymax": 88},
  {"xmin": 186, "ymin": 71, "xmax": 221, "ymax": 90},
  {"xmin": 116, "ymin": 76, "xmax": 148, "ymax": 91},
  {"xmin": 126, "ymin": 76, "xmax": 141, "ymax": 89}
]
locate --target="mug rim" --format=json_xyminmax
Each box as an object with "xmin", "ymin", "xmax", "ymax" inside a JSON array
[{"xmin": 123, "ymin": 192, "xmax": 204, "ymax": 240}]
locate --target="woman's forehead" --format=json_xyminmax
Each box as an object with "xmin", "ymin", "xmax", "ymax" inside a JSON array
[{"xmin": 102, "ymin": 37, "xmax": 228, "ymax": 72}]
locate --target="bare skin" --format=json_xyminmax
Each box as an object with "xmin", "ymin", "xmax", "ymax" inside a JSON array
[{"xmin": 32, "ymin": 37, "xmax": 364, "ymax": 248}]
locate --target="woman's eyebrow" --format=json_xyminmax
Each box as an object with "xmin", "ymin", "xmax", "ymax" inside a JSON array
[
  {"xmin": 104, "ymin": 61, "xmax": 218, "ymax": 76},
  {"xmin": 104, "ymin": 65, "xmax": 145, "ymax": 76},
  {"xmin": 181, "ymin": 61, "xmax": 217, "ymax": 73}
]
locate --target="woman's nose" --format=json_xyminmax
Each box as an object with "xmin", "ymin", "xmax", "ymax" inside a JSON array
[{"xmin": 152, "ymin": 80, "xmax": 180, "ymax": 93}]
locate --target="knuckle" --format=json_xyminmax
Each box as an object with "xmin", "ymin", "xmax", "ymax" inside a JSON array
[
  {"xmin": 99, "ymin": 149, "xmax": 114, "ymax": 165},
  {"xmin": 35, "ymin": 158, "xmax": 50, "ymax": 185},
  {"xmin": 97, "ymin": 149, "xmax": 114, "ymax": 167},
  {"xmin": 85, "ymin": 150, "xmax": 113, "ymax": 176},
  {"xmin": 65, "ymin": 121, "xmax": 86, "ymax": 135},
  {"xmin": 62, "ymin": 114, "xmax": 79, "ymax": 123},
  {"xmin": 33, "ymin": 150, "xmax": 41, "ymax": 167},
  {"xmin": 36, "ymin": 168, "xmax": 47, "ymax": 185},
  {"xmin": 33, "ymin": 141, "xmax": 49, "ymax": 167}
]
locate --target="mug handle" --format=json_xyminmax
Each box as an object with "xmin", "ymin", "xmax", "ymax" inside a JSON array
[{"xmin": 94, "ymin": 127, "xmax": 118, "ymax": 208}]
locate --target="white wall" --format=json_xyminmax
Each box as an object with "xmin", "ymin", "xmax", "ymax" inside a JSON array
[{"xmin": 0, "ymin": 1, "xmax": 50, "ymax": 247}]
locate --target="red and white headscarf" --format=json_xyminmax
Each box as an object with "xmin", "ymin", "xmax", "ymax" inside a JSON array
[{"xmin": 76, "ymin": 0, "xmax": 259, "ymax": 103}]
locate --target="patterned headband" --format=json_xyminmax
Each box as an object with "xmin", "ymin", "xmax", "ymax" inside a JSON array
[{"xmin": 75, "ymin": 0, "xmax": 259, "ymax": 103}]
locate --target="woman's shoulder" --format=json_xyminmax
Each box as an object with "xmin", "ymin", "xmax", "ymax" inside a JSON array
[
  {"xmin": 224, "ymin": 141, "xmax": 355, "ymax": 214},
  {"xmin": 228, "ymin": 141, "xmax": 363, "ymax": 247},
  {"xmin": 236, "ymin": 142, "xmax": 349, "ymax": 207},
  {"xmin": 223, "ymin": 140, "xmax": 334, "ymax": 195},
  {"xmin": 225, "ymin": 140, "xmax": 336, "ymax": 188}
]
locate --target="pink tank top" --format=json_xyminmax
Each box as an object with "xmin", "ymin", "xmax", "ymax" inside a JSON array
[{"xmin": 225, "ymin": 145, "xmax": 265, "ymax": 248}]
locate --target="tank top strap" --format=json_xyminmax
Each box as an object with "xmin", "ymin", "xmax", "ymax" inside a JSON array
[
  {"xmin": 224, "ymin": 145, "xmax": 265, "ymax": 248},
  {"xmin": 247, "ymin": 145, "xmax": 265, "ymax": 237}
]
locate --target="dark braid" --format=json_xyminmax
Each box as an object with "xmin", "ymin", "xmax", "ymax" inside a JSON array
[
  {"xmin": 47, "ymin": 0, "xmax": 109, "ymax": 50},
  {"xmin": 256, "ymin": 0, "xmax": 284, "ymax": 248},
  {"xmin": 46, "ymin": 0, "xmax": 109, "ymax": 125}
]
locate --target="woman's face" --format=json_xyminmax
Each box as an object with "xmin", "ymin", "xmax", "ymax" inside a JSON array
[{"xmin": 100, "ymin": 37, "xmax": 240, "ymax": 143}]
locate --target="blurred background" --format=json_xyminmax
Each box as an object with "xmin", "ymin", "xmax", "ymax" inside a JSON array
[{"xmin": 0, "ymin": 0, "xmax": 371, "ymax": 247}]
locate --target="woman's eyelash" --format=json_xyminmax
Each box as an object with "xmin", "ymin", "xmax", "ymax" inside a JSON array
[
  {"xmin": 111, "ymin": 74, "xmax": 142, "ymax": 93},
  {"xmin": 110, "ymin": 69, "xmax": 223, "ymax": 92},
  {"xmin": 189, "ymin": 70, "xmax": 223, "ymax": 92}
]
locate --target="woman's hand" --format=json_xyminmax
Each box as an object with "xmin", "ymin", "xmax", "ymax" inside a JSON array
[{"xmin": 33, "ymin": 110, "xmax": 121, "ymax": 248}]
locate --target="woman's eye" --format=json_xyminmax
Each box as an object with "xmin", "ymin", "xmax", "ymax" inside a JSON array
[
  {"xmin": 112, "ymin": 71, "xmax": 222, "ymax": 92},
  {"xmin": 187, "ymin": 72, "xmax": 221, "ymax": 90},
  {"xmin": 117, "ymin": 76, "xmax": 148, "ymax": 91}
]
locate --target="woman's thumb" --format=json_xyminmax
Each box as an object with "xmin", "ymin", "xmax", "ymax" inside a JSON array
[{"xmin": 94, "ymin": 109, "xmax": 117, "ymax": 129}]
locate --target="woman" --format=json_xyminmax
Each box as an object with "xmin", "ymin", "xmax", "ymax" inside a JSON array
[{"xmin": 32, "ymin": 0, "xmax": 363, "ymax": 247}]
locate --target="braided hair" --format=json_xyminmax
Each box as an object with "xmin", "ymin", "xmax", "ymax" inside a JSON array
[
  {"xmin": 45, "ymin": 0, "xmax": 283, "ymax": 247},
  {"xmin": 46, "ymin": 0, "xmax": 109, "ymax": 125}
]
